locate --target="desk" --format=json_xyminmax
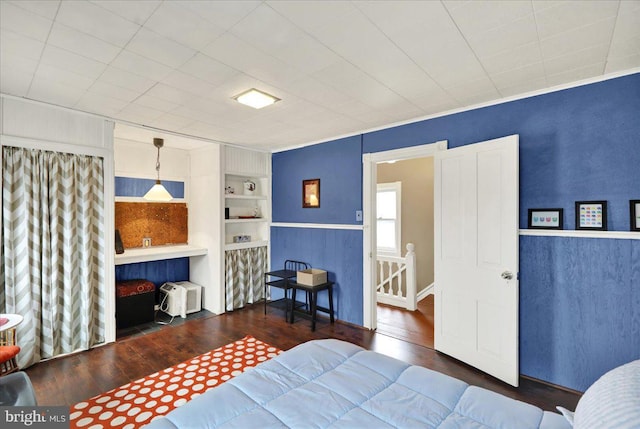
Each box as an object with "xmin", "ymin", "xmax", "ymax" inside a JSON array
[
  {"xmin": 290, "ymin": 281, "xmax": 335, "ymax": 331},
  {"xmin": 264, "ymin": 269, "xmax": 297, "ymax": 320}
]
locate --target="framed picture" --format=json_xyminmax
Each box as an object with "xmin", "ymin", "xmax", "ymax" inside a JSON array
[
  {"xmin": 575, "ymin": 200, "xmax": 607, "ymax": 231},
  {"xmin": 302, "ymin": 178, "xmax": 320, "ymax": 208},
  {"xmin": 631, "ymin": 200, "xmax": 640, "ymax": 231},
  {"xmin": 528, "ymin": 208, "xmax": 563, "ymax": 229}
]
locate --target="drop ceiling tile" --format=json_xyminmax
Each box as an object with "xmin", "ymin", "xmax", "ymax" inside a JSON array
[
  {"xmin": 444, "ymin": 0, "xmax": 532, "ymax": 37},
  {"xmin": 33, "ymin": 63, "xmax": 96, "ymax": 91},
  {"xmin": 133, "ymin": 94, "xmax": 181, "ymax": 113},
  {"xmin": 605, "ymin": 53, "xmax": 640, "ymax": 73},
  {"xmin": 0, "ymin": 28, "xmax": 45, "ymax": 60},
  {"xmin": 540, "ymin": 17, "xmax": 616, "ymax": 59},
  {"xmin": 117, "ymin": 103, "xmax": 165, "ymax": 123},
  {"xmin": 161, "ymin": 71, "xmax": 218, "ymax": 98},
  {"xmin": 40, "ymin": 45, "xmax": 107, "ymax": 79},
  {"xmin": 98, "ymin": 66, "xmax": 157, "ymax": 93},
  {"xmin": 149, "ymin": 113, "xmax": 197, "ymax": 131},
  {"xmin": 179, "ymin": 1, "xmax": 261, "ymax": 30},
  {"xmin": 544, "ymin": 43, "xmax": 610, "ymax": 76},
  {"xmin": 546, "ymin": 63, "xmax": 606, "ymax": 87},
  {"xmin": 0, "ymin": 66, "xmax": 33, "ymax": 96},
  {"xmin": 202, "ymin": 33, "xmax": 305, "ymax": 89},
  {"xmin": 610, "ymin": 3, "xmax": 640, "ymax": 47},
  {"xmin": 490, "ymin": 62, "xmax": 546, "ymax": 89},
  {"xmin": 0, "ymin": 1, "xmax": 53, "ymax": 41},
  {"xmin": 479, "ymin": 42, "xmax": 543, "ymax": 75},
  {"xmin": 531, "ymin": 0, "xmax": 566, "ymax": 13},
  {"xmin": 145, "ymin": 83, "xmax": 199, "ymax": 105},
  {"xmin": 48, "ymin": 22, "xmax": 122, "ymax": 64},
  {"xmin": 144, "ymin": 2, "xmax": 225, "ymax": 50},
  {"xmin": 127, "ymin": 28, "xmax": 196, "ymax": 69},
  {"xmin": 178, "ymin": 54, "xmax": 240, "ymax": 87},
  {"xmin": 445, "ymin": 75, "xmax": 499, "ymax": 101},
  {"xmin": 28, "ymin": 75, "xmax": 85, "ymax": 107},
  {"xmin": 57, "ymin": 1, "xmax": 140, "ymax": 47},
  {"xmin": 111, "ymin": 50, "xmax": 173, "ymax": 81},
  {"xmin": 87, "ymin": 81, "xmax": 141, "ymax": 103},
  {"xmin": 90, "ymin": 0, "xmax": 161, "ymax": 26},
  {"xmin": 231, "ymin": 4, "xmax": 340, "ymax": 74},
  {"xmin": 455, "ymin": 88, "xmax": 503, "ymax": 106},
  {"xmin": 356, "ymin": 0, "xmax": 451, "ymax": 37},
  {"xmin": 0, "ymin": 54, "xmax": 38, "ymax": 96},
  {"xmin": 609, "ymin": 36, "xmax": 640, "ymax": 58},
  {"xmin": 75, "ymin": 92, "xmax": 129, "ymax": 116},
  {"xmin": 7, "ymin": 0, "xmax": 60, "ymax": 19},
  {"xmin": 535, "ymin": 1, "xmax": 619, "ymax": 40},
  {"xmin": 498, "ymin": 77, "xmax": 549, "ymax": 98},
  {"xmin": 466, "ymin": 14, "xmax": 538, "ymax": 58},
  {"xmin": 267, "ymin": 1, "xmax": 358, "ymax": 33},
  {"xmin": 282, "ymin": 76, "xmax": 354, "ymax": 108}
]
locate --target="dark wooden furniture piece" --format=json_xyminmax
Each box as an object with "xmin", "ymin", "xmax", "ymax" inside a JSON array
[
  {"xmin": 290, "ymin": 280, "xmax": 335, "ymax": 331},
  {"xmin": 264, "ymin": 260, "xmax": 310, "ymax": 321},
  {"xmin": 116, "ymin": 280, "xmax": 156, "ymax": 329}
]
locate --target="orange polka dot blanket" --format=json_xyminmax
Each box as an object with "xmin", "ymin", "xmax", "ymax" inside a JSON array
[{"xmin": 70, "ymin": 336, "xmax": 282, "ymax": 429}]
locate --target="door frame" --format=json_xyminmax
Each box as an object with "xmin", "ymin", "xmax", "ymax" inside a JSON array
[{"xmin": 362, "ymin": 140, "xmax": 448, "ymax": 330}]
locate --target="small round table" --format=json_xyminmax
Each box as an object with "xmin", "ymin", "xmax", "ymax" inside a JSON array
[{"xmin": 0, "ymin": 314, "xmax": 23, "ymax": 333}]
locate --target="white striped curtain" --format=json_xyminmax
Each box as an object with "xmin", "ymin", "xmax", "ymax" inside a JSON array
[
  {"xmin": 225, "ymin": 246, "xmax": 267, "ymax": 311},
  {"xmin": 1, "ymin": 146, "xmax": 106, "ymax": 368}
]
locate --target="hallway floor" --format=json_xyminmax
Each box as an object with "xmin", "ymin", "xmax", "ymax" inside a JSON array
[{"xmin": 376, "ymin": 294, "xmax": 434, "ymax": 349}]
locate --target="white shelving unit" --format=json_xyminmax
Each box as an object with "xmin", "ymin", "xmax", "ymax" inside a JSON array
[
  {"xmin": 114, "ymin": 245, "xmax": 208, "ymax": 265},
  {"xmin": 223, "ymin": 148, "xmax": 271, "ymax": 251}
]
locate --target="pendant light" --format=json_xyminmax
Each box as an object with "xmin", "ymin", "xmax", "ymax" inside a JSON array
[{"xmin": 143, "ymin": 138, "xmax": 173, "ymax": 201}]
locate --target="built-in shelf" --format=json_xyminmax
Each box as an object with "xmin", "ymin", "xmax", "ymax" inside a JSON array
[
  {"xmin": 114, "ymin": 244, "xmax": 208, "ymax": 265},
  {"xmin": 224, "ymin": 240, "xmax": 269, "ymax": 251},
  {"xmin": 224, "ymin": 194, "xmax": 267, "ymax": 200},
  {"xmin": 225, "ymin": 218, "xmax": 268, "ymax": 224}
]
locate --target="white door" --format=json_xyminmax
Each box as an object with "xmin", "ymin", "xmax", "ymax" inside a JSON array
[{"xmin": 434, "ymin": 135, "xmax": 519, "ymax": 386}]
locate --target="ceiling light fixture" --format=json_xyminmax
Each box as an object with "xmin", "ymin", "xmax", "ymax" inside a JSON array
[
  {"xmin": 234, "ymin": 88, "xmax": 280, "ymax": 109},
  {"xmin": 143, "ymin": 138, "xmax": 173, "ymax": 202}
]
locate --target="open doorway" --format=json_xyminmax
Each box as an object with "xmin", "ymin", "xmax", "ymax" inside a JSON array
[
  {"xmin": 374, "ymin": 157, "xmax": 435, "ymax": 349},
  {"xmin": 362, "ymin": 140, "xmax": 447, "ymax": 336}
]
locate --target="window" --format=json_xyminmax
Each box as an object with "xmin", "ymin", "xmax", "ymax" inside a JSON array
[{"xmin": 377, "ymin": 182, "xmax": 401, "ymax": 255}]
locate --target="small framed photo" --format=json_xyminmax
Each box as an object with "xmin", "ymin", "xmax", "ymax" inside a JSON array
[
  {"xmin": 631, "ymin": 200, "xmax": 640, "ymax": 231},
  {"xmin": 528, "ymin": 208, "xmax": 563, "ymax": 229},
  {"xmin": 302, "ymin": 178, "xmax": 320, "ymax": 208},
  {"xmin": 575, "ymin": 200, "xmax": 607, "ymax": 231}
]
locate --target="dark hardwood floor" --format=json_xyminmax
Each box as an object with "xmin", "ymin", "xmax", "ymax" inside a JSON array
[
  {"xmin": 376, "ymin": 295, "xmax": 434, "ymax": 349},
  {"xmin": 25, "ymin": 303, "xmax": 580, "ymax": 414}
]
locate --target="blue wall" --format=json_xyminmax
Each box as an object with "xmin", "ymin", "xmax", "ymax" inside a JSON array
[
  {"xmin": 115, "ymin": 176, "xmax": 185, "ymax": 199},
  {"xmin": 115, "ymin": 258, "xmax": 190, "ymax": 301},
  {"xmin": 271, "ymin": 73, "xmax": 640, "ymax": 391}
]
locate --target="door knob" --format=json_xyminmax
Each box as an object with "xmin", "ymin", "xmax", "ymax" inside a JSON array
[{"xmin": 501, "ymin": 271, "xmax": 514, "ymax": 280}]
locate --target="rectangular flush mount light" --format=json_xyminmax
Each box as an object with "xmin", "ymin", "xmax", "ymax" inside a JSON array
[{"xmin": 234, "ymin": 88, "xmax": 280, "ymax": 109}]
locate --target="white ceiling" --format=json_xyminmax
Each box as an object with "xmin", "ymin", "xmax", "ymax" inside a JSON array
[{"xmin": 1, "ymin": 0, "xmax": 639, "ymax": 151}]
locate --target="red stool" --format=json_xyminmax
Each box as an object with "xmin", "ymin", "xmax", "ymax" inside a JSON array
[{"xmin": 0, "ymin": 345, "xmax": 20, "ymax": 376}]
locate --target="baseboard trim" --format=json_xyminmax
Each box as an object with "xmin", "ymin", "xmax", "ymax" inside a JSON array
[
  {"xmin": 520, "ymin": 374, "xmax": 584, "ymax": 396},
  {"xmin": 417, "ymin": 283, "xmax": 434, "ymax": 301}
]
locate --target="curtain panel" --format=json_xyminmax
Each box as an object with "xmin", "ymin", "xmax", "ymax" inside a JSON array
[
  {"xmin": 224, "ymin": 246, "xmax": 267, "ymax": 311},
  {"xmin": 1, "ymin": 146, "xmax": 106, "ymax": 367}
]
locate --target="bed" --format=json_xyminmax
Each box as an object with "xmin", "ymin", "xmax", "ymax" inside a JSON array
[{"xmin": 145, "ymin": 339, "xmax": 578, "ymax": 428}]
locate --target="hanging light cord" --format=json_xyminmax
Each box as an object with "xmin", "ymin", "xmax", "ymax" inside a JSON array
[{"xmin": 155, "ymin": 144, "xmax": 161, "ymax": 183}]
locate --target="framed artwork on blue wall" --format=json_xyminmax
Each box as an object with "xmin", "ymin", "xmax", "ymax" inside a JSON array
[
  {"xmin": 303, "ymin": 178, "xmax": 320, "ymax": 208},
  {"xmin": 631, "ymin": 200, "xmax": 640, "ymax": 231},
  {"xmin": 575, "ymin": 200, "xmax": 607, "ymax": 231},
  {"xmin": 528, "ymin": 208, "xmax": 563, "ymax": 229}
]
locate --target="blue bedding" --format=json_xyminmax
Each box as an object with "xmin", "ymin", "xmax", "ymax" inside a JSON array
[{"xmin": 145, "ymin": 339, "xmax": 570, "ymax": 428}]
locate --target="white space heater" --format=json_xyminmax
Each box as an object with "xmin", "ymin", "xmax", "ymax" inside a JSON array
[{"xmin": 159, "ymin": 281, "xmax": 202, "ymax": 318}]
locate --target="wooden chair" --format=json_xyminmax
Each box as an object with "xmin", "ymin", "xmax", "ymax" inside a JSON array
[{"xmin": 0, "ymin": 328, "xmax": 20, "ymax": 376}]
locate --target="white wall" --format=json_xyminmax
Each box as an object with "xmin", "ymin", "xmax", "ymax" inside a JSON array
[
  {"xmin": 114, "ymin": 138, "xmax": 190, "ymax": 187},
  {"xmin": 0, "ymin": 96, "xmax": 116, "ymax": 343},
  {"xmin": 189, "ymin": 144, "xmax": 223, "ymax": 314}
]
